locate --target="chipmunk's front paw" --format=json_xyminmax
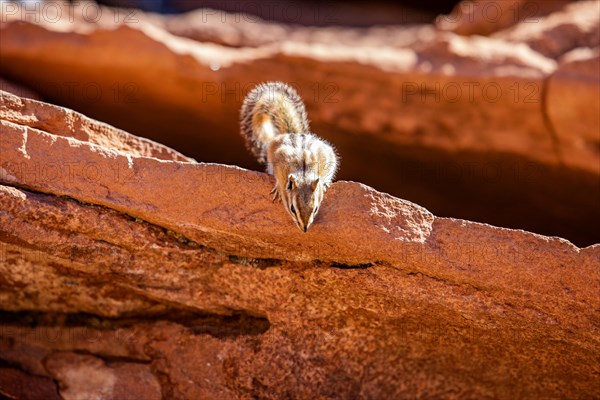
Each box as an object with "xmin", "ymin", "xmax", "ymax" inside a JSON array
[{"xmin": 270, "ymin": 184, "xmax": 281, "ymax": 202}]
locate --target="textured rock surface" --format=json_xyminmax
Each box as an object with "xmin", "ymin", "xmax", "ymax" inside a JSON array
[
  {"xmin": 1, "ymin": 91, "xmax": 599, "ymax": 399},
  {"xmin": 0, "ymin": 91, "xmax": 435, "ymax": 264},
  {"xmin": 0, "ymin": 365, "xmax": 61, "ymax": 400},
  {"xmin": 1, "ymin": 2, "xmax": 599, "ymax": 398},
  {"xmin": 1, "ymin": 1, "xmax": 599, "ymax": 245},
  {"xmin": 45, "ymin": 353, "xmax": 162, "ymax": 400},
  {"xmin": 0, "ymin": 90, "xmax": 193, "ymax": 162}
]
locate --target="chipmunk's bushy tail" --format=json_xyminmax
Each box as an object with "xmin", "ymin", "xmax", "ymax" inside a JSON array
[{"xmin": 240, "ymin": 82, "xmax": 309, "ymax": 164}]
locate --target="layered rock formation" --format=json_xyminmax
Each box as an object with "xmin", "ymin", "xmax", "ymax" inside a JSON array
[
  {"xmin": 1, "ymin": 87, "xmax": 599, "ymax": 400},
  {"xmin": 0, "ymin": 1, "xmax": 599, "ymax": 245},
  {"xmin": 1, "ymin": 1, "xmax": 599, "ymax": 399}
]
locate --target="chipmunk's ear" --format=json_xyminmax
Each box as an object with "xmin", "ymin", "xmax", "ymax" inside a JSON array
[
  {"xmin": 311, "ymin": 178, "xmax": 320, "ymax": 190},
  {"xmin": 287, "ymin": 174, "xmax": 296, "ymax": 191}
]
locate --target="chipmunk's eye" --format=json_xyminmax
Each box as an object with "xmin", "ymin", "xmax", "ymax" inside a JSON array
[
  {"xmin": 290, "ymin": 204, "xmax": 296, "ymax": 214},
  {"xmin": 287, "ymin": 180, "xmax": 293, "ymax": 191},
  {"xmin": 314, "ymin": 205, "xmax": 319, "ymax": 214}
]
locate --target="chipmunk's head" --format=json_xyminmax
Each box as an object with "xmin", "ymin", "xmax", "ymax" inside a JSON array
[{"xmin": 284, "ymin": 174, "xmax": 325, "ymax": 232}]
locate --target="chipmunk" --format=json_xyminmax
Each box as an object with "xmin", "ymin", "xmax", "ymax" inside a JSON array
[{"xmin": 240, "ymin": 82, "xmax": 339, "ymax": 232}]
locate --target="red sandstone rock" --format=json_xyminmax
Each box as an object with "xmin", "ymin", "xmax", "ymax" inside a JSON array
[
  {"xmin": 546, "ymin": 47, "xmax": 600, "ymax": 174},
  {"xmin": 160, "ymin": 9, "xmax": 437, "ymax": 49},
  {"xmin": 0, "ymin": 2, "xmax": 558, "ymax": 168},
  {"xmin": 0, "ymin": 90, "xmax": 192, "ymax": 162},
  {"xmin": 45, "ymin": 353, "xmax": 162, "ymax": 400},
  {"xmin": 3, "ymin": 2, "xmax": 599, "ymax": 245},
  {"xmin": 1, "ymin": 91, "xmax": 599, "ymax": 399},
  {"xmin": 0, "ymin": 2, "xmax": 599, "ymax": 398},
  {"xmin": 0, "ymin": 97, "xmax": 435, "ymax": 264},
  {"xmin": 0, "ymin": 366, "xmax": 61, "ymax": 400},
  {"xmin": 436, "ymin": 0, "xmax": 572, "ymax": 36},
  {"xmin": 493, "ymin": 1, "xmax": 600, "ymax": 59}
]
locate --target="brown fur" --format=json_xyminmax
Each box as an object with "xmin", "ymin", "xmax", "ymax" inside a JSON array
[{"xmin": 240, "ymin": 82, "xmax": 339, "ymax": 232}]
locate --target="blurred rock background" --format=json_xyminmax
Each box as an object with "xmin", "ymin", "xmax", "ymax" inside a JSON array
[{"xmin": 95, "ymin": 0, "xmax": 451, "ymax": 24}]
